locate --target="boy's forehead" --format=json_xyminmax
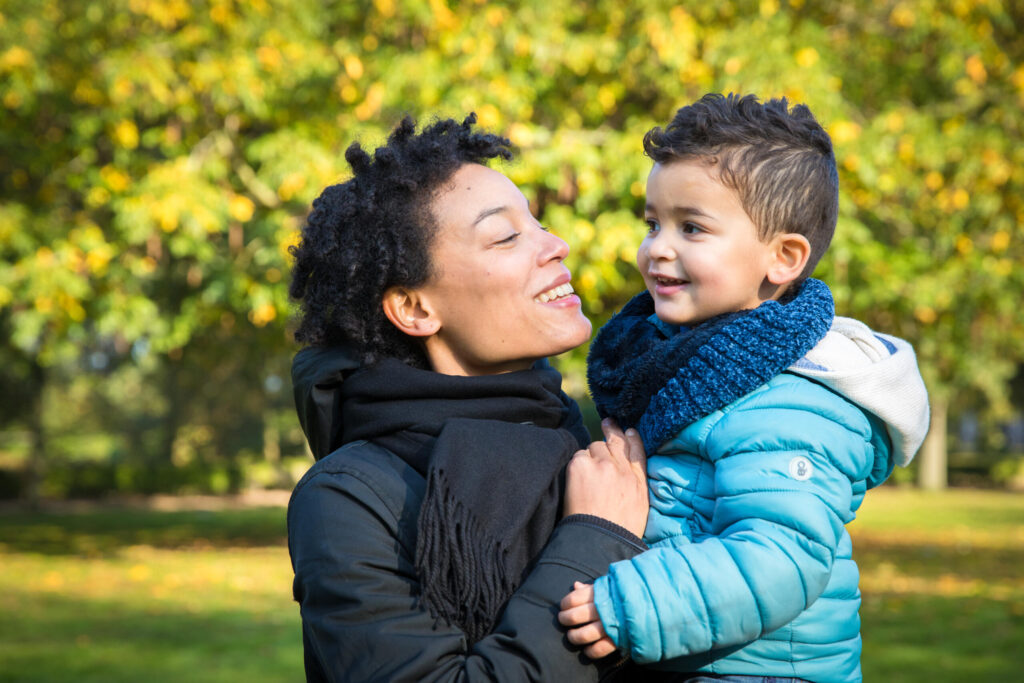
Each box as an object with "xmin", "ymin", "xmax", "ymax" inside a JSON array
[{"xmin": 648, "ymin": 157, "xmax": 725, "ymax": 185}]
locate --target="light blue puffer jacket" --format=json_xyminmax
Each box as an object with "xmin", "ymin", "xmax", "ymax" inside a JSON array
[{"xmin": 592, "ymin": 318, "xmax": 929, "ymax": 683}]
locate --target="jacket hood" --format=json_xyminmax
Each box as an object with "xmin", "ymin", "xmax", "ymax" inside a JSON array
[
  {"xmin": 291, "ymin": 345, "xmax": 362, "ymax": 461},
  {"xmin": 788, "ymin": 316, "xmax": 930, "ymax": 467}
]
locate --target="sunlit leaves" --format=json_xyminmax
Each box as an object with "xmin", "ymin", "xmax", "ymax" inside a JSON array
[{"xmin": 0, "ymin": 0, "xmax": 1021, "ymax": 474}]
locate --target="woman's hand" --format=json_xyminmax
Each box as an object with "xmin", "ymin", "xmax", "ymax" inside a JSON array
[{"xmin": 563, "ymin": 418, "xmax": 648, "ymax": 539}]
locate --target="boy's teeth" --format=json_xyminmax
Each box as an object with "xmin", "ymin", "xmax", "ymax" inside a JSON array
[{"xmin": 536, "ymin": 282, "xmax": 574, "ymax": 303}]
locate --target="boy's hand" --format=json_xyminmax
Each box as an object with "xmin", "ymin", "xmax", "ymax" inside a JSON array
[{"xmin": 558, "ymin": 581, "xmax": 618, "ymax": 659}]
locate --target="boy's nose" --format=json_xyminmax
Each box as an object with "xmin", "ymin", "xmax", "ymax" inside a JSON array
[{"xmin": 646, "ymin": 232, "xmax": 676, "ymax": 260}]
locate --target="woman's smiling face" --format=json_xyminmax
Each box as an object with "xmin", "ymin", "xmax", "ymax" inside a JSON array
[{"xmin": 414, "ymin": 163, "xmax": 592, "ymax": 376}]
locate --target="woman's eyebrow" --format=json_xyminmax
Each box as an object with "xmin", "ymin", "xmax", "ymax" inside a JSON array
[{"xmin": 473, "ymin": 205, "xmax": 509, "ymax": 225}]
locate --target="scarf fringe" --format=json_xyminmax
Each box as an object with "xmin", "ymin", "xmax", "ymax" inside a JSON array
[{"xmin": 415, "ymin": 467, "xmax": 516, "ymax": 643}]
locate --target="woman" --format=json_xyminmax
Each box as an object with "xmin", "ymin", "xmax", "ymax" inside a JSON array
[{"xmin": 287, "ymin": 115, "xmax": 651, "ymax": 681}]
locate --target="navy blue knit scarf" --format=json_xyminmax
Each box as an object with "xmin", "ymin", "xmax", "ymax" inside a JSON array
[{"xmin": 587, "ymin": 278, "xmax": 835, "ymax": 453}]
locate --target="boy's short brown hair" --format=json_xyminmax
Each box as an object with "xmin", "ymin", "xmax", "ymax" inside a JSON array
[{"xmin": 644, "ymin": 93, "xmax": 839, "ymax": 278}]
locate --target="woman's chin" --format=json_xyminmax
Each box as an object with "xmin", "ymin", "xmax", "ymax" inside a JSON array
[{"xmin": 545, "ymin": 316, "xmax": 593, "ymax": 357}]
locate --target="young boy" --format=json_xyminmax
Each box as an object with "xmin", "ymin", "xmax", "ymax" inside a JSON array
[{"xmin": 557, "ymin": 93, "xmax": 930, "ymax": 682}]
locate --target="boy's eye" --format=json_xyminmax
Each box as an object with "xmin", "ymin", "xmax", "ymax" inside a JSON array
[
  {"xmin": 681, "ymin": 221, "xmax": 702, "ymax": 234},
  {"xmin": 645, "ymin": 219, "xmax": 660, "ymax": 234}
]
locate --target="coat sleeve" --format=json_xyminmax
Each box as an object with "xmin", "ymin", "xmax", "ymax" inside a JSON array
[
  {"xmin": 592, "ymin": 382, "xmax": 878, "ymax": 664},
  {"xmin": 288, "ymin": 461, "xmax": 647, "ymax": 683}
]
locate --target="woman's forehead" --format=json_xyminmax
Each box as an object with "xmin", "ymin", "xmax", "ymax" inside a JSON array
[{"xmin": 431, "ymin": 164, "xmax": 529, "ymax": 231}]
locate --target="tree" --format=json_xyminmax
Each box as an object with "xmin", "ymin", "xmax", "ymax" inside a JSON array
[{"xmin": 1, "ymin": 0, "xmax": 1020, "ymax": 496}]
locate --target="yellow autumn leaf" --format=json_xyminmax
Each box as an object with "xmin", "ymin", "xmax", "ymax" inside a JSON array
[
  {"xmin": 889, "ymin": 4, "xmax": 915, "ymax": 28},
  {"xmin": 113, "ymin": 120, "xmax": 139, "ymax": 149},
  {"xmin": 795, "ymin": 47, "xmax": 819, "ymax": 68},
  {"xmin": 830, "ymin": 120, "xmax": 861, "ymax": 145},
  {"xmin": 914, "ymin": 306, "xmax": 937, "ymax": 324},
  {"xmin": 100, "ymin": 165, "xmax": 131, "ymax": 192},
  {"xmin": 257, "ymin": 45, "xmax": 282, "ymax": 71},
  {"xmin": 991, "ymin": 230, "xmax": 1009, "ymax": 253},
  {"xmin": 128, "ymin": 564, "xmax": 152, "ymax": 581},
  {"xmin": 249, "ymin": 302, "xmax": 277, "ymax": 327},
  {"xmin": 965, "ymin": 55, "xmax": 987, "ymax": 84},
  {"xmin": 277, "ymin": 173, "xmax": 306, "ymax": 202},
  {"xmin": 0, "ymin": 45, "xmax": 33, "ymax": 70},
  {"xmin": 228, "ymin": 195, "xmax": 255, "ymax": 222},
  {"xmin": 476, "ymin": 104, "xmax": 501, "ymax": 130},
  {"xmin": 344, "ymin": 54, "xmax": 364, "ymax": 80},
  {"xmin": 374, "ymin": 0, "xmax": 396, "ymax": 18},
  {"xmin": 952, "ymin": 189, "xmax": 969, "ymax": 209}
]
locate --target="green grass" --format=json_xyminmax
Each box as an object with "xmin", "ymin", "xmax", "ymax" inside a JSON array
[
  {"xmin": 851, "ymin": 487, "xmax": 1024, "ymax": 682},
  {"xmin": 0, "ymin": 505, "xmax": 299, "ymax": 683},
  {"xmin": 0, "ymin": 488, "xmax": 1022, "ymax": 681}
]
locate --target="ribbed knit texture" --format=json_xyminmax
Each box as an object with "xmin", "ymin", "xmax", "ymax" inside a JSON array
[{"xmin": 588, "ymin": 278, "xmax": 835, "ymax": 452}]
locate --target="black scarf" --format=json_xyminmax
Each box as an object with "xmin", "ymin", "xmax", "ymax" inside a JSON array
[{"xmin": 340, "ymin": 358, "xmax": 590, "ymax": 642}]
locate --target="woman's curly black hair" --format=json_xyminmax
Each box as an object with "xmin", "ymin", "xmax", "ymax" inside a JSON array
[{"xmin": 288, "ymin": 114, "xmax": 513, "ymax": 369}]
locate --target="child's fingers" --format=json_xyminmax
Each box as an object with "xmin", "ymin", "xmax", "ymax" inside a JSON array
[
  {"xmin": 565, "ymin": 621, "xmax": 606, "ymax": 646},
  {"xmin": 583, "ymin": 637, "xmax": 618, "ymax": 660},
  {"xmin": 557, "ymin": 601, "xmax": 600, "ymax": 627},
  {"xmin": 559, "ymin": 581, "xmax": 594, "ymax": 609}
]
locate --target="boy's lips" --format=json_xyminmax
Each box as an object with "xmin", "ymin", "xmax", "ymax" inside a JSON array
[{"xmin": 649, "ymin": 273, "xmax": 689, "ymax": 295}]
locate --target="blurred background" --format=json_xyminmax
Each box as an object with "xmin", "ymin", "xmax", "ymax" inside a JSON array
[{"xmin": 0, "ymin": 0, "xmax": 1021, "ymax": 681}]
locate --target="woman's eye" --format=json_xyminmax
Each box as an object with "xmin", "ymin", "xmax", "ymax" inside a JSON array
[{"xmin": 495, "ymin": 232, "xmax": 520, "ymax": 245}]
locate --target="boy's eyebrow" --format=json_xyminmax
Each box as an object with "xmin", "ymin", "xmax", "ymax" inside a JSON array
[{"xmin": 645, "ymin": 203, "xmax": 716, "ymax": 220}]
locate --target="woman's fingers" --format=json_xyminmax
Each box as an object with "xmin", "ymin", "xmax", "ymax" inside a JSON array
[
  {"xmin": 600, "ymin": 418, "xmax": 625, "ymax": 453},
  {"xmin": 563, "ymin": 431, "xmax": 649, "ymax": 537},
  {"xmin": 622, "ymin": 427, "xmax": 647, "ymax": 477}
]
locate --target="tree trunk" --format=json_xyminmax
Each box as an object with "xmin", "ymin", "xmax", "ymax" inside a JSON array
[
  {"xmin": 917, "ymin": 396, "xmax": 948, "ymax": 490},
  {"xmin": 23, "ymin": 361, "xmax": 46, "ymax": 509}
]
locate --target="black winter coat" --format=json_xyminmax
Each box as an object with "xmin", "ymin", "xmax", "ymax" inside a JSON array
[
  {"xmin": 286, "ymin": 348, "xmax": 651, "ymax": 682},
  {"xmin": 289, "ymin": 441, "xmax": 651, "ymax": 681}
]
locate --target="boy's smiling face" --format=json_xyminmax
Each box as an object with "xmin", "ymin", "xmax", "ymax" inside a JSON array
[{"xmin": 638, "ymin": 159, "xmax": 782, "ymax": 327}]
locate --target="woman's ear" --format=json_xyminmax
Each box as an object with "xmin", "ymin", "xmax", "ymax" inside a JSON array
[
  {"xmin": 766, "ymin": 233, "xmax": 811, "ymax": 286},
  {"xmin": 381, "ymin": 286, "xmax": 440, "ymax": 338}
]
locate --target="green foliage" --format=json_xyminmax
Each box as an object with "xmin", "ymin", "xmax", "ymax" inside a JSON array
[{"xmin": 1, "ymin": 0, "xmax": 1022, "ymax": 491}]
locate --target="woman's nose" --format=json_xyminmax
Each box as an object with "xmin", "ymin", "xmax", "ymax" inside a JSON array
[{"xmin": 538, "ymin": 228, "xmax": 570, "ymax": 263}]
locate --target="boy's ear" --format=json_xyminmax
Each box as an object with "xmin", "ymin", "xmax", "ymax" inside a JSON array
[
  {"xmin": 766, "ymin": 233, "xmax": 811, "ymax": 286},
  {"xmin": 381, "ymin": 286, "xmax": 440, "ymax": 338}
]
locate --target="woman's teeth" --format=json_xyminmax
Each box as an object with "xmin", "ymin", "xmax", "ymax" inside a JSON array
[{"xmin": 535, "ymin": 283, "xmax": 574, "ymax": 303}]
